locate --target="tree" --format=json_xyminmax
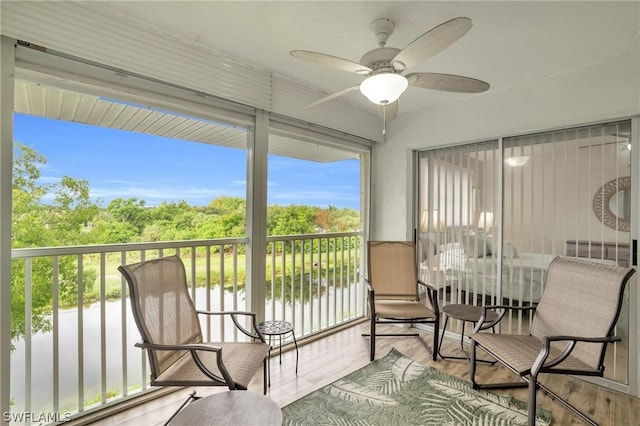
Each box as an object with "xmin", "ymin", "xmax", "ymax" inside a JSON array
[
  {"xmin": 195, "ymin": 197, "xmax": 246, "ymax": 239},
  {"xmin": 106, "ymin": 198, "xmax": 149, "ymax": 233},
  {"xmin": 315, "ymin": 205, "xmax": 360, "ymax": 232},
  {"xmin": 11, "ymin": 143, "xmax": 98, "ymax": 341},
  {"xmin": 267, "ymin": 204, "xmax": 319, "ymax": 236},
  {"xmin": 206, "ymin": 196, "xmax": 246, "ymax": 215}
]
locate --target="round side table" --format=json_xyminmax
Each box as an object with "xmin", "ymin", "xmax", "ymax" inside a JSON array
[
  {"xmin": 258, "ymin": 320, "xmax": 299, "ymax": 386},
  {"xmin": 438, "ymin": 304, "xmax": 498, "ymax": 362},
  {"xmin": 168, "ymin": 391, "xmax": 282, "ymax": 425}
]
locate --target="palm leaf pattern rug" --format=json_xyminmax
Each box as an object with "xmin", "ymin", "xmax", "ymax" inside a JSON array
[{"xmin": 282, "ymin": 348, "xmax": 552, "ymax": 425}]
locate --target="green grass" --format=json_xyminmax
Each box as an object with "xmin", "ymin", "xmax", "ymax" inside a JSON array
[{"xmin": 79, "ymin": 249, "xmax": 360, "ymax": 304}]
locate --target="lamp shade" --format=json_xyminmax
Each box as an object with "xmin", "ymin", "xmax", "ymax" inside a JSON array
[
  {"xmin": 359, "ymin": 73, "xmax": 408, "ymax": 105},
  {"xmin": 477, "ymin": 211, "xmax": 494, "ymax": 229},
  {"xmin": 421, "ymin": 210, "xmax": 445, "ymax": 232}
]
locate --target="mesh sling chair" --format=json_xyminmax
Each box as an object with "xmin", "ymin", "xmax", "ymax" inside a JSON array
[
  {"xmin": 362, "ymin": 241, "xmax": 440, "ymax": 361},
  {"xmin": 119, "ymin": 255, "xmax": 271, "ymax": 421},
  {"xmin": 469, "ymin": 256, "xmax": 635, "ymax": 426}
]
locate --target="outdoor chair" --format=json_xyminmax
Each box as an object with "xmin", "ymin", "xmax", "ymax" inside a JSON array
[
  {"xmin": 119, "ymin": 255, "xmax": 271, "ymax": 423},
  {"xmin": 469, "ymin": 256, "xmax": 635, "ymax": 426},
  {"xmin": 362, "ymin": 240, "xmax": 440, "ymax": 361}
]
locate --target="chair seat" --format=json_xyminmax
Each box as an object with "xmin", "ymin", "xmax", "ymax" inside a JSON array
[
  {"xmin": 375, "ymin": 300, "xmax": 436, "ymax": 319},
  {"xmin": 155, "ymin": 342, "xmax": 271, "ymax": 388},
  {"xmin": 471, "ymin": 333, "xmax": 597, "ymax": 376}
]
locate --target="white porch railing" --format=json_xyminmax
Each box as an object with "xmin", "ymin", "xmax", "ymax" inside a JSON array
[{"xmin": 9, "ymin": 232, "xmax": 363, "ymax": 424}]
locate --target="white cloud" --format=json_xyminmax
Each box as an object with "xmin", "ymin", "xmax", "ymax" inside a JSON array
[
  {"xmin": 270, "ymin": 189, "xmax": 358, "ymax": 202},
  {"xmin": 38, "ymin": 176, "xmax": 62, "ymax": 184},
  {"xmin": 90, "ymin": 184, "xmax": 245, "ymax": 206}
]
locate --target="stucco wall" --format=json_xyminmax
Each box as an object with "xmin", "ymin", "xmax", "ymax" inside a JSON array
[{"xmin": 372, "ymin": 55, "xmax": 640, "ymax": 240}]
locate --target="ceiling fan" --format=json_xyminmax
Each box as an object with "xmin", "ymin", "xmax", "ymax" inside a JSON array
[{"xmin": 290, "ymin": 17, "xmax": 490, "ymax": 128}]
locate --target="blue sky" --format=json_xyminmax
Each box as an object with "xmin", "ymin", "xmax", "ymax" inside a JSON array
[{"xmin": 13, "ymin": 114, "xmax": 360, "ymax": 210}]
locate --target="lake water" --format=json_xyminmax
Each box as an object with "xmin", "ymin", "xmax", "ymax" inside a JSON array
[{"xmin": 10, "ymin": 284, "xmax": 362, "ymax": 414}]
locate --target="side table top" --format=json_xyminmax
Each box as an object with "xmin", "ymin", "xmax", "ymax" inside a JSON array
[
  {"xmin": 169, "ymin": 391, "xmax": 282, "ymax": 426},
  {"xmin": 442, "ymin": 304, "xmax": 499, "ymax": 323},
  {"xmin": 258, "ymin": 320, "xmax": 293, "ymax": 335}
]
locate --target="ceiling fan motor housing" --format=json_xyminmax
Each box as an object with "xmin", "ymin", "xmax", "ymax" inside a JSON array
[
  {"xmin": 359, "ymin": 47, "xmax": 402, "ymax": 74},
  {"xmin": 369, "ymin": 18, "xmax": 395, "ymax": 47}
]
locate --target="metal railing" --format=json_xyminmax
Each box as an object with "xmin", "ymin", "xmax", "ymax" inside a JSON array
[{"xmin": 9, "ymin": 232, "xmax": 364, "ymax": 423}]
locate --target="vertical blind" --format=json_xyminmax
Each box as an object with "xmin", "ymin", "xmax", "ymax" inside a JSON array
[{"xmin": 419, "ymin": 119, "xmax": 632, "ymax": 385}]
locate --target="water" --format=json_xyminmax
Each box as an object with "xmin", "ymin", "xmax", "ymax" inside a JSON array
[{"xmin": 10, "ymin": 284, "xmax": 363, "ymax": 414}]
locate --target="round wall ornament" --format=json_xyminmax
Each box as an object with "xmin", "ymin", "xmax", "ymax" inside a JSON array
[{"xmin": 592, "ymin": 176, "xmax": 631, "ymax": 232}]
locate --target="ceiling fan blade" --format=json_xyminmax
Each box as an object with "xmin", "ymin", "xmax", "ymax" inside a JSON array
[
  {"xmin": 302, "ymin": 85, "xmax": 361, "ymax": 110},
  {"xmin": 407, "ymin": 72, "xmax": 490, "ymax": 93},
  {"xmin": 392, "ymin": 17, "xmax": 472, "ymax": 70},
  {"xmin": 290, "ymin": 50, "xmax": 371, "ymax": 74},
  {"xmin": 377, "ymin": 100, "xmax": 398, "ymax": 123}
]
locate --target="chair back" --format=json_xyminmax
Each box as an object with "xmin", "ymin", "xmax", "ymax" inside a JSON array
[
  {"xmin": 119, "ymin": 255, "xmax": 203, "ymax": 379},
  {"xmin": 367, "ymin": 241, "xmax": 419, "ymax": 301},
  {"xmin": 531, "ymin": 256, "xmax": 634, "ymax": 368}
]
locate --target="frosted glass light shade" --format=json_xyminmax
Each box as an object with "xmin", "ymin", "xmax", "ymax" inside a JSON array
[
  {"xmin": 505, "ymin": 156, "xmax": 529, "ymax": 167},
  {"xmin": 359, "ymin": 73, "xmax": 408, "ymax": 105}
]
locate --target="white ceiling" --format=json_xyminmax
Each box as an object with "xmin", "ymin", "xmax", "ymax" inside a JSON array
[{"xmin": 94, "ymin": 1, "xmax": 640, "ymax": 119}]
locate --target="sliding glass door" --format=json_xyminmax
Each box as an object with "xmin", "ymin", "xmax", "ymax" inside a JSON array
[
  {"xmin": 503, "ymin": 120, "xmax": 632, "ymax": 384},
  {"xmin": 418, "ymin": 119, "xmax": 635, "ymax": 388},
  {"xmin": 417, "ymin": 141, "xmax": 499, "ymax": 319}
]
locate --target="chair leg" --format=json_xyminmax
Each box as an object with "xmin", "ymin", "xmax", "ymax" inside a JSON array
[
  {"xmin": 536, "ymin": 382, "xmax": 599, "ymax": 426},
  {"xmin": 360, "ymin": 318, "xmax": 377, "ymax": 361},
  {"xmin": 432, "ymin": 319, "xmax": 439, "ymax": 361},
  {"xmin": 263, "ymin": 358, "xmax": 268, "ymax": 395},
  {"xmin": 527, "ymin": 376, "xmax": 537, "ymax": 426},
  {"xmin": 470, "ymin": 340, "xmax": 479, "ymax": 388},
  {"xmin": 364, "ymin": 320, "xmax": 440, "ymax": 362},
  {"xmin": 370, "ymin": 319, "xmax": 376, "ymax": 361},
  {"xmin": 414, "ymin": 332, "xmax": 433, "ymax": 358},
  {"xmin": 470, "ymin": 341, "xmax": 529, "ymax": 390},
  {"xmin": 163, "ymin": 390, "xmax": 197, "ymax": 426}
]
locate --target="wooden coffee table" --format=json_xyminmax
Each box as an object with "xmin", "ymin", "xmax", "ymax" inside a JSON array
[{"xmin": 169, "ymin": 391, "xmax": 282, "ymax": 425}]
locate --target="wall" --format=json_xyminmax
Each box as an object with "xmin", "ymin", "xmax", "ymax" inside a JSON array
[{"xmin": 372, "ymin": 54, "xmax": 640, "ymax": 240}]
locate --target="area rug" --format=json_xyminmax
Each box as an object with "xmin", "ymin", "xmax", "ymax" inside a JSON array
[{"xmin": 282, "ymin": 348, "xmax": 552, "ymax": 425}]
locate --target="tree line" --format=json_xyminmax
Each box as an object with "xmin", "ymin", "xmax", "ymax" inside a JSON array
[
  {"xmin": 11, "ymin": 142, "xmax": 359, "ymax": 342},
  {"xmin": 13, "ymin": 142, "xmax": 359, "ymax": 249}
]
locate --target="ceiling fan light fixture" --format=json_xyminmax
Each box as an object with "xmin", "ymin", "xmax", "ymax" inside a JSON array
[
  {"xmin": 359, "ymin": 73, "xmax": 408, "ymax": 105},
  {"xmin": 505, "ymin": 156, "xmax": 530, "ymax": 167}
]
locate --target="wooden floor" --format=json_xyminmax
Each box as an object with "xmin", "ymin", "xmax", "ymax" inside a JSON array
[{"xmin": 80, "ymin": 322, "xmax": 640, "ymax": 425}]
